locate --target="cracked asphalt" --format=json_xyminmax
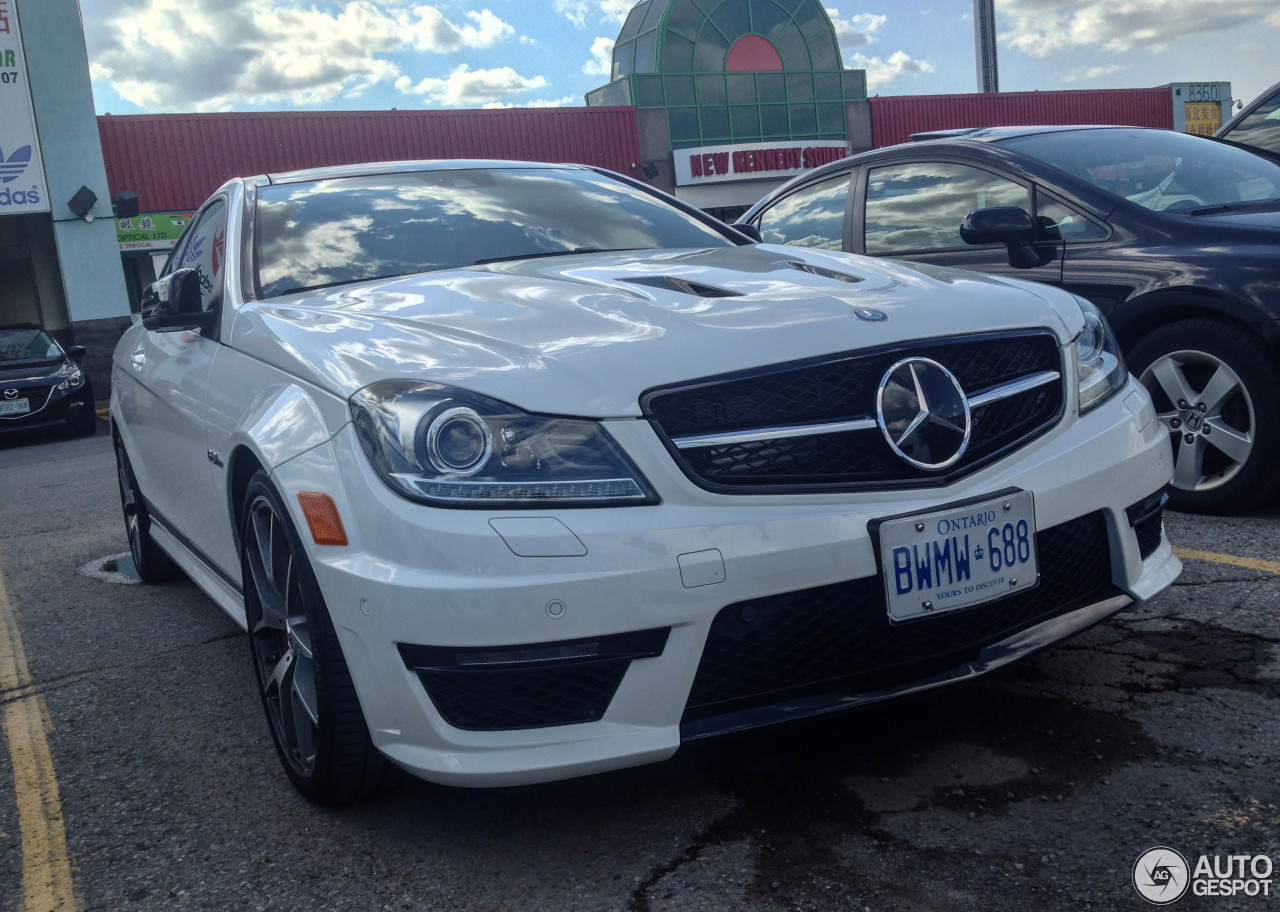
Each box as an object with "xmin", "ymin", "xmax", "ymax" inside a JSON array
[{"xmin": 1, "ymin": 428, "xmax": 1277, "ymax": 912}]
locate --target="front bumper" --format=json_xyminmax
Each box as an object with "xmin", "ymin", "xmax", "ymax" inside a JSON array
[
  {"xmin": 0, "ymin": 380, "xmax": 94, "ymax": 434},
  {"xmin": 271, "ymin": 377, "xmax": 1178, "ymax": 787}
]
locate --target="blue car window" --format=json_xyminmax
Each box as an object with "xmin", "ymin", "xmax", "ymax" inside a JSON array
[
  {"xmin": 756, "ymin": 173, "xmax": 849, "ymax": 250},
  {"xmin": 865, "ymin": 162, "xmax": 1029, "ymax": 254}
]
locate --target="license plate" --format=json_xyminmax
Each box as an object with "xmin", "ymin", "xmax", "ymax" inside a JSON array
[
  {"xmin": 0, "ymin": 398, "xmax": 30, "ymax": 417},
  {"xmin": 878, "ymin": 491, "xmax": 1039, "ymax": 622}
]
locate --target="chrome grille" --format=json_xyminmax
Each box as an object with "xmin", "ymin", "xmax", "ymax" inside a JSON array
[{"xmin": 643, "ymin": 331, "xmax": 1065, "ymax": 492}]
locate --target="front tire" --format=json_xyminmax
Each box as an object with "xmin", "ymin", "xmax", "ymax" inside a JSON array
[
  {"xmin": 114, "ymin": 432, "xmax": 180, "ymax": 582},
  {"xmin": 1129, "ymin": 318, "xmax": 1280, "ymax": 514},
  {"xmin": 240, "ymin": 471, "xmax": 394, "ymax": 804}
]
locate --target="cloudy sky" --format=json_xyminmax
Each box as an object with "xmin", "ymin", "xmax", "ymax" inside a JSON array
[{"xmin": 80, "ymin": 0, "xmax": 1280, "ymax": 116}]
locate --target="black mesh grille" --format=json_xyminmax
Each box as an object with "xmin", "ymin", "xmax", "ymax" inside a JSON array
[
  {"xmin": 419, "ymin": 663, "xmax": 631, "ymax": 731},
  {"xmin": 644, "ymin": 332, "xmax": 1064, "ymax": 492},
  {"xmin": 1134, "ymin": 508, "xmax": 1164, "ymax": 560},
  {"xmin": 683, "ymin": 512, "xmax": 1115, "ymax": 724}
]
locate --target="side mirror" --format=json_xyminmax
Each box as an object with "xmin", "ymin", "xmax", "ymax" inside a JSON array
[
  {"xmin": 141, "ymin": 268, "xmax": 212, "ymax": 332},
  {"xmin": 960, "ymin": 207, "xmax": 1053, "ymax": 269},
  {"xmin": 732, "ymin": 222, "xmax": 763, "ymax": 243},
  {"xmin": 66, "ymin": 345, "xmax": 87, "ymax": 361},
  {"xmin": 960, "ymin": 206, "xmax": 1034, "ymax": 246}
]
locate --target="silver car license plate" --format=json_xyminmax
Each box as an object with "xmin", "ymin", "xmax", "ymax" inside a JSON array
[
  {"xmin": 879, "ymin": 491, "xmax": 1039, "ymax": 622},
  {"xmin": 0, "ymin": 398, "xmax": 30, "ymax": 417}
]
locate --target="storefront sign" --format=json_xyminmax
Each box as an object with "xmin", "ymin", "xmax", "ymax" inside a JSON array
[
  {"xmin": 116, "ymin": 211, "xmax": 194, "ymax": 250},
  {"xmin": 674, "ymin": 140, "xmax": 849, "ymax": 187},
  {"xmin": 0, "ymin": 0, "xmax": 49, "ymax": 214},
  {"xmin": 1183, "ymin": 102, "xmax": 1222, "ymax": 136}
]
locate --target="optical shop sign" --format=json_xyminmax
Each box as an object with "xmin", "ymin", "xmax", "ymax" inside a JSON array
[{"xmin": 0, "ymin": 0, "xmax": 50, "ymax": 215}]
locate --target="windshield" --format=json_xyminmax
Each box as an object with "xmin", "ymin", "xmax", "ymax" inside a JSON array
[
  {"xmin": 254, "ymin": 167, "xmax": 736, "ymax": 298},
  {"xmin": 1001, "ymin": 129, "xmax": 1280, "ymax": 212},
  {"xmin": 0, "ymin": 328, "xmax": 61, "ymax": 366}
]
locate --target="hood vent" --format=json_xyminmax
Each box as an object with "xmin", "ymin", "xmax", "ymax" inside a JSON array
[
  {"xmin": 622, "ymin": 276, "xmax": 742, "ymax": 298},
  {"xmin": 787, "ymin": 261, "xmax": 865, "ymax": 284}
]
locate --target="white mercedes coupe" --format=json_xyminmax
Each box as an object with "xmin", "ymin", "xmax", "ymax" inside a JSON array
[{"xmin": 111, "ymin": 160, "xmax": 1180, "ymax": 803}]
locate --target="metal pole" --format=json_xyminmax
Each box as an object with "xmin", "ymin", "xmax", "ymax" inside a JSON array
[{"xmin": 974, "ymin": 0, "xmax": 999, "ymax": 93}]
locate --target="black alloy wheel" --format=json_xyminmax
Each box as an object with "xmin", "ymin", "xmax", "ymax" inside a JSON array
[
  {"xmin": 240, "ymin": 470, "xmax": 395, "ymax": 804},
  {"xmin": 113, "ymin": 432, "xmax": 180, "ymax": 583},
  {"xmin": 1130, "ymin": 318, "xmax": 1280, "ymax": 514}
]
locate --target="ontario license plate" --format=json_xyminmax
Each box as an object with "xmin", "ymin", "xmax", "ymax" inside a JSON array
[
  {"xmin": 879, "ymin": 491, "xmax": 1039, "ymax": 622},
  {"xmin": 0, "ymin": 398, "xmax": 30, "ymax": 417}
]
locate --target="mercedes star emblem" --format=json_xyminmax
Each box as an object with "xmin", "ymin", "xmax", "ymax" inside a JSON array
[{"xmin": 876, "ymin": 357, "xmax": 972, "ymax": 470}]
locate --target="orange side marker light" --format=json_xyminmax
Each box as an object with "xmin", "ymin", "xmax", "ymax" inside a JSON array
[{"xmin": 297, "ymin": 492, "xmax": 349, "ymax": 546}]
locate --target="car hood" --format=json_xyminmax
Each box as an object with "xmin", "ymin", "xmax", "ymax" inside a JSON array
[
  {"xmin": 230, "ymin": 245, "xmax": 1084, "ymax": 417},
  {"xmin": 0, "ymin": 361, "xmax": 59, "ymax": 384}
]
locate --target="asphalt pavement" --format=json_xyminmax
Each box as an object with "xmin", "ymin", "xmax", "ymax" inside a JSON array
[{"xmin": 0, "ymin": 425, "xmax": 1276, "ymax": 912}]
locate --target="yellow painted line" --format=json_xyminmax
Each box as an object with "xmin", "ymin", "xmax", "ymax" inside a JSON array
[
  {"xmin": 1175, "ymin": 548, "xmax": 1280, "ymax": 576},
  {"xmin": 0, "ymin": 570, "xmax": 80, "ymax": 911}
]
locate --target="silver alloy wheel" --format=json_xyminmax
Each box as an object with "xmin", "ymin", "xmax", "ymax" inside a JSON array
[
  {"xmin": 1139, "ymin": 348, "xmax": 1255, "ymax": 493},
  {"xmin": 244, "ymin": 495, "xmax": 320, "ymax": 778},
  {"xmin": 115, "ymin": 440, "xmax": 145, "ymax": 569}
]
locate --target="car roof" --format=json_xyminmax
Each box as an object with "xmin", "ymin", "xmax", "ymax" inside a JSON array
[
  {"xmin": 908, "ymin": 124, "xmax": 1147, "ymax": 143},
  {"xmin": 267, "ymin": 159, "xmax": 588, "ymax": 185}
]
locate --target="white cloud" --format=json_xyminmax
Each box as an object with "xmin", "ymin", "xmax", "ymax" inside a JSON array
[
  {"xmin": 555, "ymin": 0, "xmax": 591, "ymax": 28},
  {"xmin": 583, "ymin": 37, "xmax": 615, "ymax": 76},
  {"xmin": 1061, "ymin": 63, "xmax": 1130, "ymax": 83},
  {"xmin": 825, "ymin": 9, "xmax": 928, "ymax": 91},
  {"xmin": 398, "ymin": 64, "xmax": 549, "ymax": 107},
  {"xmin": 825, "ymin": 9, "xmax": 885, "ymax": 53},
  {"xmin": 86, "ymin": 0, "xmax": 515, "ymax": 112},
  {"xmin": 599, "ymin": 0, "xmax": 636, "ymax": 24},
  {"xmin": 403, "ymin": 8, "xmax": 513, "ymax": 52},
  {"xmin": 1001, "ymin": 0, "xmax": 1280, "ymax": 57},
  {"xmin": 850, "ymin": 51, "xmax": 934, "ymax": 91},
  {"xmin": 555, "ymin": 0, "xmax": 636, "ymax": 28},
  {"xmin": 481, "ymin": 95, "xmax": 578, "ymax": 109}
]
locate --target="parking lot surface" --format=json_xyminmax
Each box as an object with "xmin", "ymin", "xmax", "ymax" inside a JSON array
[{"xmin": 1, "ymin": 427, "xmax": 1277, "ymax": 911}]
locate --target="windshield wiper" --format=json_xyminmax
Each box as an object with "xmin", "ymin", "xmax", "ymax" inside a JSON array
[
  {"xmin": 1188, "ymin": 198, "xmax": 1280, "ymax": 216},
  {"xmin": 473, "ymin": 247, "xmax": 639, "ymax": 266}
]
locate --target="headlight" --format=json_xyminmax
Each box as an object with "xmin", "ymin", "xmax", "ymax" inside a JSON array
[
  {"xmin": 54, "ymin": 362, "xmax": 84, "ymax": 390},
  {"xmin": 350, "ymin": 381, "xmax": 657, "ymax": 507},
  {"xmin": 1073, "ymin": 296, "xmax": 1126, "ymax": 413}
]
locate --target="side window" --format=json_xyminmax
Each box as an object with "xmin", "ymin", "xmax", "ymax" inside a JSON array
[
  {"xmin": 170, "ymin": 199, "xmax": 228, "ymax": 313},
  {"xmin": 1035, "ymin": 194, "xmax": 1108, "ymax": 242},
  {"xmin": 755, "ymin": 173, "xmax": 850, "ymax": 250},
  {"xmin": 864, "ymin": 162, "xmax": 1029, "ymax": 254},
  {"xmin": 1221, "ymin": 88, "xmax": 1280, "ymax": 155}
]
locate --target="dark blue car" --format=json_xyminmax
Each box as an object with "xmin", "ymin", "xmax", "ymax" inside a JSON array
[
  {"xmin": 0, "ymin": 324, "xmax": 96, "ymax": 437},
  {"xmin": 741, "ymin": 126, "xmax": 1280, "ymax": 514}
]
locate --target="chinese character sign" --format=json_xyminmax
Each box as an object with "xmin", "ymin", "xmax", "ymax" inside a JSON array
[
  {"xmin": 1184, "ymin": 102, "xmax": 1222, "ymax": 137},
  {"xmin": 0, "ymin": 0, "xmax": 50, "ymax": 214}
]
